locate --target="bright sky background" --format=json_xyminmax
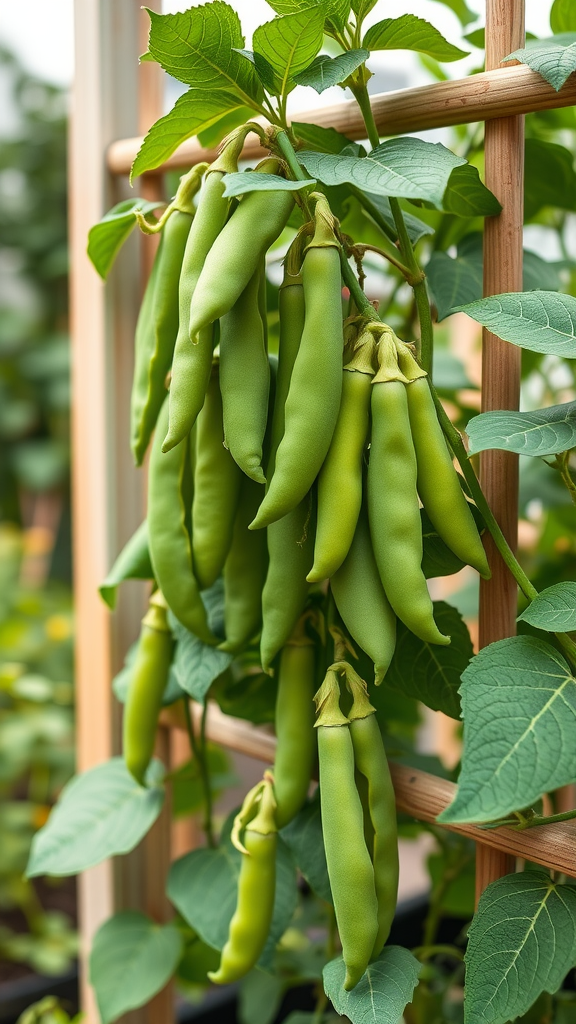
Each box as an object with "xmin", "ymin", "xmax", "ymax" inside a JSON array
[{"xmin": 0, "ymin": 0, "xmax": 557, "ymax": 90}]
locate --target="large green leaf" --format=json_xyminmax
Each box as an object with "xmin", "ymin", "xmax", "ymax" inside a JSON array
[
  {"xmin": 442, "ymin": 164, "xmax": 501, "ymax": 216},
  {"xmin": 323, "ymin": 946, "xmax": 421, "ymax": 1024},
  {"xmin": 466, "ymin": 401, "xmax": 576, "ymax": 457},
  {"xmin": 386, "ymin": 601, "xmax": 473, "ymax": 720},
  {"xmin": 363, "ymin": 14, "xmax": 468, "ymax": 61},
  {"xmin": 280, "ymin": 793, "xmax": 332, "ymax": 904},
  {"xmin": 167, "ymin": 815, "xmax": 298, "ymax": 966},
  {"xmin": 525, "ymin": 138, "xmax": 576, "ymax": 220},
  {"xmin": 169, "ymin": 613, "xmax": 232, "ymax": 705},
  {"xmin": 87, "ymin": 199, "xmax": 163, "ymax": 279},
  {"xmin": 299, "ymin": 138, "xmax": 465, "ymax": 206},
  {"xmin": 266, "ymin": 0, "xmax": 351, "ymax": 33},
  {"xmin": 90, "ymin": 911, "xmax": 182, "ymax": 1024},
  {"xmin": 430, "ymin": 0, "xmax": 477, "ymax": 27},
  {"xmin": 465, "ymin": 871, "xmax": 576, "ymax": 1024},
  {"xmin": 518, "ymin": 582, "xmax": 576, "ymax": 633},
  {"xmin": 145, "ymin": 3, "xmax": 261, "ymax": 103},
  {"xmin": 439, "ymin": 636, "xmax": 576, "ymax": 824},
  {"xmin": 506, "ymin": 34, "xmax": 576, "ymax": 92},
  {"xmin": 253, "ymin": 9, "xmax": 325, "ymax": 96},
  {"xmin": 456, "ymin": 291, "xmax": 576, "ymax": 357},
  {"xmin": 551, "ymin": 0, "xmax": 576, "ymax": 33},
  {"xmin": 294, "ymin": 49, "xmax": 369, "ymax": 93},
  {"xmin": 27, "ymin": 758, "xmax": 165, "ymax": 876},
  {"xmin": 131, "ymin": 88, "xmax": 245, "ymax": 179}
]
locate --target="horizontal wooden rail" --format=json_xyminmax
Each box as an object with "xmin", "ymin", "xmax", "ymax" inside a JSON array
[
  {"xmin": 108, "ymin": 64, "xmax": 576, "ymax": 177},
  {"xmin": 161, "ymin": 701, "xmax": 576, "ymax": 879}
]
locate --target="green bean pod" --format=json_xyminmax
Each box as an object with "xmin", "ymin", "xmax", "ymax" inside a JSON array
[
  {"xmin": 99, "ymin": 520, "xmax": 154, "ymax": 610},
  {"xmin": 316, "ymin": 679, "xmax": 378, "ymax": 991},
  {"xmin": 163, "ymin": 164, "xmax": 234, "ymax": 453},
  {"xmin": 148, "ymin": 397, "xmax": 216, "ymax": 644},
  {"xmin": 123, "ymin": 591, "xmax": 174, "ymax": 785},
  {"xmin": 188, "ymin": 159, "xmax": 294, "ymax": 340},
  {"xmin": 273, "ymin": 621, "xmax": 317, "ymax": 829},
  {"xmin": 331, "ymin": 505, "xmax": 396, "ymax": 685},
  {"xmin": 219, "ymin": 262, "xmax": 270, "ymax": 484},
  {"xmin": 131, "ymin": 208, "xmax": 195, "ymax": 465},
  {"xmin": 266, "ymin": 266, "xmax": 305, "ymax": 479},
  {"xmin": 406, "ymin": 377, "xmax": 490, "ymax": 578},
  {"xmin": 192, "ymin": 362, "xmax": 243, "ymax": 591},
  {"xmin": 349, "ymin": 711, "xmax": 399, "ymax": 958},
  {"xmin": 368, "ymin": 379, "xmax": 450, "ymax": 646},
  {"xmin": 219, "ymin": 476, "xmax": 268, "ymax": 654},
  {"xmin": 130, "ymin": 245, "xmax": 161, "ymax": 464},
  {"xmin": 251, "ymin": 198, "xmax": 343, "ymax": 530},
  {"xmin": 208, "ymin": 779, "xmax": 277, "ymax": 985},
  {"xmin": 308, "ymin": 343, "xmax": 373, "ymax": 582},
  {"xmin": 260, "ymin": 495, "xmax": 315, "ymax": 673}
]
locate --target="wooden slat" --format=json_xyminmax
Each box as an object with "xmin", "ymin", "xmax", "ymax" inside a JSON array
[
  {"xmin": 107, "ymin": 64, "xmax": 576, "ymax": 177},
  {"xmin": 161, "ymin": 703, "xmax": 576, "ymax": 879},
  {"xmin": 476, "ymin": 0, "xmax": 526, "ymax": 901}
]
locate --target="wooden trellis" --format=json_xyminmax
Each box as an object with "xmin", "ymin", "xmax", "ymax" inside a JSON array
[{"xmin": 70, "ymin": 1, "xmax": 576, "ymax": 1020}]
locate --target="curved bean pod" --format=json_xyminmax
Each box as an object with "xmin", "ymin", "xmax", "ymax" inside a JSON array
[
  {"xmin": 219, "ymin": 476, "xmax": 268, "ymax": 654},
  {"xmin": 273, "ymin": 625, "xmax": 317, "ymax": 829}
]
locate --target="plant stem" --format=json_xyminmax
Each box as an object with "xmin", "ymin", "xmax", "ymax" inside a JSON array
[
  {"xmin": 356, "ymin": 241, "xmax": 411, "ymax": 278},
  {"xmin": 555, "ymin": 451, "xmax": 576, "ymax": 507},
  {"xmin": 519, "ymin": 806, "xmax": 576, "ymax": 828},
  {"xmin": 183, "ymin": 697, "xmax": 216, "ymax": 848}
]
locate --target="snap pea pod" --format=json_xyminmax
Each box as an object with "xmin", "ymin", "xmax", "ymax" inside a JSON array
[
  {"xmin": 331, "ymin": 504, "xmax": 396, "ymax": 685},
  {"xmin": 192, "ymin": 362, "xmax": 242, "ymax": 591},
  {"xmin": 188, "ymin": 159, "xmax": 294, "ymax": 341},
  {"xmin": 99, "ymin": 520, "xmax": 154, "ymax": 610},
  {"xmin": 163, "ymin": 132, "xmax": 250, "ymax": 454},
  {"xmin": 251, "ymin": 196, "xmax": 343, "ymax": 530},
  {"xmin": 219, "ymin": 476, "xmax": 268, "ymax": 654},
  {"xmin": 315, "ymin": 672, "xmax": 378, "ymax": 991},
  {"xmin": 208, "ymin": 778, "xmax": 277, "ymax": 985},
  {"xmin": 219, "ymin": 262, "xmax": 270, "ymax": 484},
  {"xmin": 308, "ymin": 335, "xmax": 374, "ymax": 582},
  {"xmin": 266, "ymin": 264, "xmax": 305, "ymax": 480},
  {"xmin": 273, "ymin": 617, "xmax": 317, "ymax": 829},
  {"xmin": 148, "ymin": 397, "xmax": 216, "ymax": 644},
  {"xmin": 131, "ymin": 164, "xmax": 206, "ymax": 465},
  {"xmin": 130, "ymin": 247, "xmax": 162, "ymax": 464},
  {"xmin": 260, "ymin": 494, "xmax": 315, "ymax": 673},
  {"xmin": 347, "ymin": 677, "xmax": 399, "ymax": 959},
  {"xmin": 406, "ymin": 376, "xmax": 490, "ymax": 578},
  {"xmin": 368, "ymin": 368, "xmax": 450, "ymax": 646},
  {"xmin": 123, "ymin": 591, "xmax": 174, "ymax": 786}
]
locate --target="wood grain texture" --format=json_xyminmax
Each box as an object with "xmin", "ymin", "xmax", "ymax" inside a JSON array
[
  {"xmin": 476, "ymin": 0, "xmax": 526, "ymax": 900},
  {"xmin": 107, "ymin": 65, "xmax": 576, "ymax": 177}
]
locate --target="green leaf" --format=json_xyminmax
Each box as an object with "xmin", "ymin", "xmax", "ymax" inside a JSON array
[
  {"xmin": 351, "ymin": 0, "xmax": 379, "ymax": 21},
  {"xmin": 292, "ymin": 121, "xmax": 361, "ymax": 156},
  {"xmin": 131, "ymin": 88, "xmax": 246, "ymax": 179},
  {"xmin": 145, "ymin": 3, "xmax": 262, "ymax": 103},
  {"xmin": 506, "ymin": 35, "xmax": 576, "ymax": 92},
  {"xmin": 99, "ymin": 520, "xmax": 153, "ymax": 610},
  {"xmin": 294, "ymin": 49, "xmax": 369, "ymax": 93},
  {"xmin": 167, "ymin": 813, "xmax": 298, "ymax": 966},
  {"xmin": 355, "ymin": 191, "xmax": 433, "ymax": 245},
  {"xmin": 222, "ymin": 172, "xmax": 316, "ymax": 197},
  {"xmin": 466, "ymin": 401, "xmax": 576, "ymax": 457},
  {"xmin": 169, "ymin": 613, "xmax": 232, "ymax": 705},
  {"xmin": 234, "ymin": 48, "xmax": 279, "ymax": 92},
  {"xmin": 551, "ymin": 0, "xmax": 576, "ymax": 33},
  {"xmin": 465, "ymin": 28, "xmax": 485, "ymax": 48},
  {"xmin": 90, "ymin": 911, "xmax": 182, "ymax": 1024},
  {"xmin": 26, "ymin": 758, "xmax": 165, "ymax": 876},
  {"xmin": 442, "ymin": 164, "xmax": 501, "ymax": 216},
  {"xmin": 464, "ymin": 871, "xmax": 576, "ymax": 1024},
  {"xmin": 429, "ymin": 0, "xmax": 477, "ymax": 28},
  {"xmin": 363, "ymin": 15, "xmax": 468, "ymax": 62},
  {"xmin": 456, "ymin": 291, "xmax": 576, "ymax": 358},
  {"xmin": 323, "ymin": 946, "xmax": 421, "ymax": 1024},
  {"xmin": 439, "ymin": 636, "xmax": 576, "ymax": 824},
  {"xmin": 239, "ymin": 969, "xmax": 284, "ymax": 1024},
  {"xmin": 299, "ymin": 138, "xmax": 465, "ymax": 206},
  {"xmin": 253, "ymin": 10, "xmax": 325, "ymax": 96},
  {"xmin": 518, "ymin": 582, "xmax": 576, "ymax": 633},
  {"xmin": 266, "ymin": 0, "xmax": 351, "ymax": 33},
  {"xmin": 525, "ymin": 138, "xmax": 576, "ymax": 220},
  {"xmin": 87, "ymin": 199, "xmax": 163, "ymax": 279},
  {"xmin": 280, "ymin": 793, "xmax": 332, "ymax": 904},
  {"xmin": 386, "ymin": 601, "xmax": 473, "ymax": 720}
]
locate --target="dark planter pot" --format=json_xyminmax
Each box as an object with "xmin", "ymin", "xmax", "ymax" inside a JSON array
[{"xmin": 0, "ymin": 896, "xmax": 435, "ymax": 1024}]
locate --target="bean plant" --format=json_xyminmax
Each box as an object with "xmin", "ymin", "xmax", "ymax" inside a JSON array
[{"xmin": 26, "ymin": 1, "xmax": 576, "ymax": 1022}]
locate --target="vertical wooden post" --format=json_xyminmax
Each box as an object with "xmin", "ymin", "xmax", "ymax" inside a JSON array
[{"xmin": 476, "ymin": 0, "xmax": 526, "ymax": 901}]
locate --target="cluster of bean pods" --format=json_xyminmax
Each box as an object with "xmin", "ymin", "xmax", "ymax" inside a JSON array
[{"xmin": 102, "ymin": 125, "xmax": 490, "ymax": 991}]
